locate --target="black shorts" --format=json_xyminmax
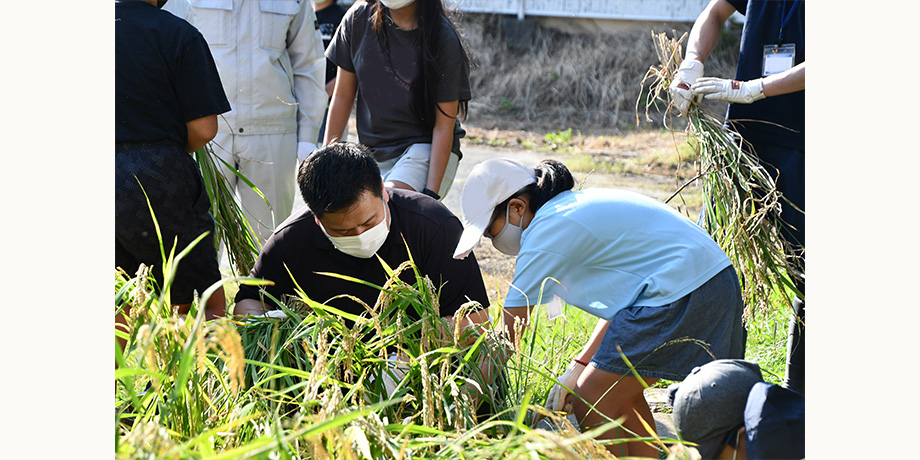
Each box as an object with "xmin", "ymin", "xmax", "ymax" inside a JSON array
[{"xmin": 115, "ymin": 142, "xmax": 220, "ymax": 305}]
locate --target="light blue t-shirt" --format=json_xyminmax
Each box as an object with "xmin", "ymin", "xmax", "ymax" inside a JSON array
[{"xmin": 503, "ymin": 189, "xmax": 732, "ymax": 320}]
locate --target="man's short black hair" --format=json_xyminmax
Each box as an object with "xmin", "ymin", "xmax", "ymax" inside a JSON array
[{"xmin": 298, "ymin": 142, "xmax": 383, "ymax": 218}]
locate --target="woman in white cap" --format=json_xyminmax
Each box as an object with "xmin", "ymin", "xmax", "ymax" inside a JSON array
[{"xmin": 453, "ymin": 158, "xmax": 746, "ymax": 457}]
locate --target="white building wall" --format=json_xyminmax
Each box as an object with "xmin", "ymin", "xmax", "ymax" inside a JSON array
[
  {"xmin": 446, "ymin": 0, "xmax": 712, "ymax": 22},
  {"xmin": 338, "ymin": 0, "xmax": 713, "ymax": 23}
]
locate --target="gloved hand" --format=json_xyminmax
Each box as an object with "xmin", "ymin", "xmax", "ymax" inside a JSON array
[
  {"xmin": 258, "ymin": 309, "xmax": 288, "ymax": 319},
  {"xmin": 297, "ymin": 142, "xmax": 317, "ymax": 161},
  {"xmin": 544, "ymin": 360, "xmax": 586, "ymax": 412},
  {"xmin": 669, "ymin": 59, "xmax": 705, "ymax": 116},
  {"xmin": 245, "ymin": 309, "xmax": 288, "ymax": 321},
  {"xmin": 692, "ymin": 77, "xmax": 766, "ymax": 104}
]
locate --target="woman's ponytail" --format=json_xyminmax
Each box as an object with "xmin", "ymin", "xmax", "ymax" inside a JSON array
[{"xmin": 524, "ymin": 160, "xmax": 575, "ymax": 213}]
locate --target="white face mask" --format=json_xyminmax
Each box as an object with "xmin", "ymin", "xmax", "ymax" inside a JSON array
[
  {"xmin": 379, "ymin": 0, "xmax": 415, "ymax": 10},
  {"xmin": 491, "ymin": 202, "xmax": 526, "ymax": 256},
  {"xmin": 320, "ymin": 198, "xmax": 390, "ymax": 259}
]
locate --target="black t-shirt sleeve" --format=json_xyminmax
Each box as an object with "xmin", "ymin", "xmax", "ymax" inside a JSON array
[
  {"xmin": 435, "ymin": 22, "xmax": 471, "ymax": 103},
  {"xmin": 418, "ymin": 212, "xmax": 489, "ymax": 317},
  {"xmin": 173, "ymin": 30, "xmax": 231, "ymax": 122},
  {"xmin": 326, "ymin": 3, "xmax": 358, "ymax": 73},
  {"xmin": 726, "ymin": 0, "xmax": 746, "ymax": 15}
]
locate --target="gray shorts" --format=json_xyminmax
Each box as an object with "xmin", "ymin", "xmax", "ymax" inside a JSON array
[
  {"xmin": 378, "ymin": 142, "xmax": 461, "ymax": 200},
  {"xmin": 591, "ymin": 266, "xmax": 746, "ymax": 381}
]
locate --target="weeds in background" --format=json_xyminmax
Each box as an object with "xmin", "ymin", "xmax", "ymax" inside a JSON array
[
  {"xmin": 544, "ymin": 128, "xmax": 573, "ymax": 150},
  {"xmin": 461, "ymin": 15, "xmax": 737, "ymax": 134}
]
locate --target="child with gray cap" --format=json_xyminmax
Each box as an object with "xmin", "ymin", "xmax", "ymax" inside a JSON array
[{"xmin": 668, "ymin": 359, "xmax": 805, "ymax": 459}]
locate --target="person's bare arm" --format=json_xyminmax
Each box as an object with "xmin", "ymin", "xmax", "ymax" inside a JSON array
[
  {"xmin": 762, "ymin": 62, "xmax": 805, "ymax": 97},
  {"xmin": 574, "ymin": 318, "xmax": 611, "ymax": 363},
  {"xmin": 444, "ymin": 307, "xmax": 506, "ymax": 403},
  {"xmin": 325, "ymin": 77, "xmax": 336, "ymax": 98},
  {"xmin": 175, "ymin": 285, "xmax": 227, "ymax": 320},
  {"xmin": 686, "ymin": 0, "xmax": 737, "ymax": 63},
  {"xmin": 185, "ymin": 114, "xmax": 218, "ymax": 153},
  {"xmin": 445, "ymin": 308, "xmax": 492, "ymax": 347},
  {"xmin": 323, "ymin": 67, "xmax": 357, "ymax": 145},
  {"xmin": 424, "ymin": 100, "xmax": 459, "ymax": 194},
  {"xmin": 234, "ymin": 298, "xmax": 269, "ymax": 317}
]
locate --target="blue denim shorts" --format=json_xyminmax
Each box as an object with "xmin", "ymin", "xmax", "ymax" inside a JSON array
[{"xmin": 590, "ymin": 266, "xmax": 746, "ymax": 381}]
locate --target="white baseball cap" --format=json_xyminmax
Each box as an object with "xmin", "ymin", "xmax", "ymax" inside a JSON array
[{"xmin": 453, "ymin": 158, "xmax": 536, "ymax": 259}]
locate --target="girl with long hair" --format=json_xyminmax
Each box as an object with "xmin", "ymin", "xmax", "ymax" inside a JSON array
[{"xmin": 323, "ymin": 0, "xmax": 470, "ymax": 201}]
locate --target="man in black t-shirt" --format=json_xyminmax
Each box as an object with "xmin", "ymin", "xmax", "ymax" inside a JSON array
[
  {"xmin": 115, "ymin": 0, "xmax": 231, "ymax": 321},
  {"xmin": 236, "ymin": 141, "xmax": 500, "ymax": 417},
  {"xmin": 235, "ymin": 142, "xmax": 490, "ymax": 328}
]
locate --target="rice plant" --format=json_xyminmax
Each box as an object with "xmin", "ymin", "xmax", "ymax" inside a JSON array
[
  {"xmin": 115, "ymin": 236, "xmax": 690, "ymax": 458},
  {"xmin": 193, "ymin": 143, "xmax": 265, "ymax": 276},
  {"xmin": 116, "ymin": 175, "xmax": 708, "ymax": 459},
  {"xmin": 636, "ymin": 31, "xmax": 803, "ymax": 317}
]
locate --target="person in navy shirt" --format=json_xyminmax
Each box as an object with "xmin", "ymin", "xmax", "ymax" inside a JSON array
[{"xmin": 670, "ymin": 0, "xmax": 805, "ymax": 397}]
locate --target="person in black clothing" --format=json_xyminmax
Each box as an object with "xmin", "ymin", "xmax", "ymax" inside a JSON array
[
  {"xmin": 115, "ymin": 0, "xmax": 231, "ymax": 325},
  {"xmin": 668, "ymin": 359, "xmax": 805, "ymax": 460},
  {"xmin": 236, "ymin": 142, "xmax": 500, "ymax": 415},
  {"xmin": 234, "ymin": 142, "xmax": 490, "ymax": 330},
  {"xmin": 313, "ymin": 0, "xmax": 348, "ymax": 143}
]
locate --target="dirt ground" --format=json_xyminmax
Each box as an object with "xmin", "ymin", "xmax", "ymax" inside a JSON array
[{"xmin": 462, "ymin": 124, "xmax": 702, "ymax": 200}]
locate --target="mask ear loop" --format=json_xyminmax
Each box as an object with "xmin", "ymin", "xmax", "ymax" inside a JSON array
[
  {"xmin": 491, "ymin": 198, "xmax": 529, "ymax": 242},
  {"xmin": 520, "ymin": 202, "xmax": 531, "ymax": 230},
  {"xmin": 493, "ymin": 201, "xmax": 514, "ymax": 240},
  {"xmin": 510, "ymin": 199, "xmax": 531, "ymax": 230}
]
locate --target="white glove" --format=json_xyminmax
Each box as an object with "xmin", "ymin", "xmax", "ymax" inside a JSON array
[
  {"xmin": 544, "ymin": 360, "xmax": 586, "ymax": 412},
  {"xmin": 692, "ymin": 77, "xmax": 765, "ymax": 104},
  {"xmin": 297, "ymin": 142, "xmax": 317, "ymax": 161},
  {"xmin": 249, "ymin": 309, "xmax": 287, "ymax": 319},
  {"xmin": 242, "ymin": 309, "xmax": 287, "ymax": 324},
  {"xmin": 669, "ymin": 59, "xmax": 704, "ymax": 116},
  {"xmin": 260, "ymin": 309, "xmax": 288, "ymax": 319}
]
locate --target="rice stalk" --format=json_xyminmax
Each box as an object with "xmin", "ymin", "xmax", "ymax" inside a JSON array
[
  {"xmin": 193, "ymin": 142, "xmax": 261, "ymax": 276},
  {"xmin": 118, "ymin": 226, "xmax": 647, "ymax": 457},
  {"xmin": 636, "ymin": 31, "xmax": 803, "ymax": 315}
]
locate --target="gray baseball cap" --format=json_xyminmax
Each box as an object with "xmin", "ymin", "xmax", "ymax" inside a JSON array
[{"xmin": 667, "ymin": 359, "xmax": 764, "ymax": 459}]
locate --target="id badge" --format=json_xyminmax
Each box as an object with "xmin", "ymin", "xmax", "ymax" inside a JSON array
[
  {"xmin": 762, "ymin": 43, "xmax": 796, "ymax": 76},
  {"xmin": 545, "ymin": 295, "xmax": 564, "ymax": 321}
]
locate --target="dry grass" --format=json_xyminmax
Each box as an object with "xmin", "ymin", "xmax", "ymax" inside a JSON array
[{"xmin": 457, "ymin": 14, "xmax": 739, "ymax": 135}]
